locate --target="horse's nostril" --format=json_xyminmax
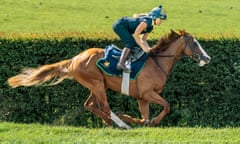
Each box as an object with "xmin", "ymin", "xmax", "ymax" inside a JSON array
[
  {"xmin": 207, "ymin": 56, "xmax": 211, "ymax": 62},
  {"xmin": 204, "ymin": 56, "xmax": 211, "ymax": 63}
]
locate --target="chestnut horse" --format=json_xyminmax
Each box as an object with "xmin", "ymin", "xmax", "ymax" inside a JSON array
[{"xmin": 8, "ymin": 30, "xmax": 210, "ymax": 128}]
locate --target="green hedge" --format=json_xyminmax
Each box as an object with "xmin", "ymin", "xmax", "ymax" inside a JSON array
[{"xmin": 0, "ymin": 37, "xmax": 239, "ymax": 128}]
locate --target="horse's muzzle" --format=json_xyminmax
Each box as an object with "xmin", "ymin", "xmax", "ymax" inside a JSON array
[{"xmin": 199, "ymin": 55, "xmax": 211, "ymax": 67}]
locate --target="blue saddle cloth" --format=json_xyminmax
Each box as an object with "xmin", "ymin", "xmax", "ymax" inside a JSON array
[{"xmin": 96, "ymin": 45, "xmax": 148, "ymax": 80}]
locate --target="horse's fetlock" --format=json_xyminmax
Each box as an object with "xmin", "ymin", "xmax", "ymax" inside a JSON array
[{"xmin": 100, "ymin": 105, "xmax": 110, "ymax": 115}]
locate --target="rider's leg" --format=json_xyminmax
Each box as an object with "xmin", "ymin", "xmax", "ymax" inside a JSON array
[
  {"xmin": 113, "ymin": 19, "xmax": 137, "ymax": 71},
  {"xmin": 117, "ymin": 48, "xmax": 131, "ymax": 71}
]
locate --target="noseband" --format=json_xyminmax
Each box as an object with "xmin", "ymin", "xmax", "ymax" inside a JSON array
[{"xmin": 183, "ymin": 36, "xmax": 201, "ymax": 61}]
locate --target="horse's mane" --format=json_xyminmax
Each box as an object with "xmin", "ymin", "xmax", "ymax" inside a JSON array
[{"xmin": 151, "ymin": 29, "xmax": 189, "ymax": 53}]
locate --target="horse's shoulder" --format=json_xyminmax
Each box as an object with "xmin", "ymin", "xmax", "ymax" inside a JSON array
[
  {"xmin": 88, "ymin": 47, "xmax": 104, "ymax": 52},
  {"xmin": 83, "ymin": 48, "xmax": 105, "ymax": 56}
]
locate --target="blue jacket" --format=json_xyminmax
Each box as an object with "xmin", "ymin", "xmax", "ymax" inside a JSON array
[{"xmin": 116, "ymin": 16, "xmax": 153, "ymax": 34}]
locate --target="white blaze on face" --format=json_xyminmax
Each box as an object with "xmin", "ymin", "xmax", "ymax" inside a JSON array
[{"xmin": 194, "ymin": 38, "xmax": 211, "ymax": 66}]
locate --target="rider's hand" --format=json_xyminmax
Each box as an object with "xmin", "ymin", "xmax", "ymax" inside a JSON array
[{"xmin": 144, "ymin": 47, "xmax": 151, "ymax": 53}]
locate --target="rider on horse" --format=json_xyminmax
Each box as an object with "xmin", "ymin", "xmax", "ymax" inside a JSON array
[{"xmin": 113, "ymin": 5, "xmax": 167, "ymax": 71}]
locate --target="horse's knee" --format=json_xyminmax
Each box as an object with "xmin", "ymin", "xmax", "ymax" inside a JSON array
[{"xmin": 84, "ymin": 101, "xmax": 92, "ymax": 110}]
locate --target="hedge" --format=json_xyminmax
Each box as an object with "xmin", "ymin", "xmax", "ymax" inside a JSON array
[{"xmin": 0, "ymin": 37, "xmax": 239, "ymax": 128}]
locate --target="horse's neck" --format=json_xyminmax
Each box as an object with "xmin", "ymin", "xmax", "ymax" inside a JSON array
[{"xmin": 156, "ymin": 42, "xmax": 183, "ymax": 76}]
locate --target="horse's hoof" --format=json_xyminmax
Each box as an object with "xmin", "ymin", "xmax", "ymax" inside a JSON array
[
  {"xmin": 120, "ymin": 125, "xmax": 131, "ymax": 130},
  {"xmin": 149, "ymin": 119, "xmax": 157, "ymax": 127},
  {"xmin": 143, "ymin": 119, "xmax": 150, "ymax": 126},
  {"xmin": 115, "ymin": 111, "xmax": 124, "ymax": 115}
]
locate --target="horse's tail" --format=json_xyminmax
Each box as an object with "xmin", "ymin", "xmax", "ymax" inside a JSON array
[{"xmin": 8, "ymin": 59, "xmax": 72, "ymax": 88}]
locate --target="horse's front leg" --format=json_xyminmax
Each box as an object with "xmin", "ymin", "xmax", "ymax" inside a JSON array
[
  {"xmin": 143, "ymin": 91, "xmax": 170, "ymax": 126},
  {"xmin": 117, "ymin": 99, "xmax": 150, "ymax": 125}
]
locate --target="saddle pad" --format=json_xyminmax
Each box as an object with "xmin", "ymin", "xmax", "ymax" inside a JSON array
[{"xmin": 96, "ymin": 45, "xmax": 148, "ymax": 80}]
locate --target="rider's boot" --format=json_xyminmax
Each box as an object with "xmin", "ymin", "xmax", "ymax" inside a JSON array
[{"xmin": 117, "ymin": 48, "xmax": 131, "ymax": 71}]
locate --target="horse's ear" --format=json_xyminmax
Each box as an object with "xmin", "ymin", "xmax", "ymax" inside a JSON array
[
  {"xmin": 179, "ymin": 29, "xmax": 186, "ymax": 36},
  {"xmin": 170, "ymin": 29, "xmax": 180, "ymax": 36},
  {"xmin": 171, "ymin": 29, "xmax": 181, "ymax": 36}
]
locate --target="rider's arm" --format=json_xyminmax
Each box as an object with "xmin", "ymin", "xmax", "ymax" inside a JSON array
[
  {"xmin": 133, "ymin": 22, "xmax": 151, "ymax": 53},
  {"xmin": 141, "ymin": 33, "xmax": 151, "ymax": 51}
]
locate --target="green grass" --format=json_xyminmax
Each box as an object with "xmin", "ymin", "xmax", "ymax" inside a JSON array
[
  {"xmin": 0, "ymin": 122, "xmax": 240, "ymax": 144},
  {"xmin": 0, "ymin": 0, "xmax": 239, "ymax": 38}
]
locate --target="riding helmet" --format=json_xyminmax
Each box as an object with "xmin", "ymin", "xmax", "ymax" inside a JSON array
[{"xmin": 149, "ymin": 5, "xmax": 167, "ymax": 20}]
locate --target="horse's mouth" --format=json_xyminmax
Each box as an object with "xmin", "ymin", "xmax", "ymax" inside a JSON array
[{"xmin": 199, "ymin": 56, "xmax": 211, "ymax": 67}]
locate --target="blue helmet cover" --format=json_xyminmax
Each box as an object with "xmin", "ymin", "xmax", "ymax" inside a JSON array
[{"xmin": 149, "ymin": 5, "xmax": 167, "ymax": 20}]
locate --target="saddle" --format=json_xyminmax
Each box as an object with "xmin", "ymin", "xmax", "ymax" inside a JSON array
[{"xmin": 96, "ymin": 44, "xmax": 148, "ymax": 80}]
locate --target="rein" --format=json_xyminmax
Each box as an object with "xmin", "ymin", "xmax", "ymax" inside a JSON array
[
  {"xmin": 149, "ymin": 53, "xmax": 178, "ymax": 77},
  {"xmin": 149, "ymin": 35, "xmax": 194, "ymax": 78}
]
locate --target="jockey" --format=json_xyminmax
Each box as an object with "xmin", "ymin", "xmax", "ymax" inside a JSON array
[{"xmin": 113, "ymin": 5, "xmax": 167, "ymax": 71}]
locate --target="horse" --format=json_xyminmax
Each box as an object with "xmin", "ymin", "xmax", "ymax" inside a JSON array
[{"xmin": 8, "ymin": 30, "xmax": 211, "ymax": 129}]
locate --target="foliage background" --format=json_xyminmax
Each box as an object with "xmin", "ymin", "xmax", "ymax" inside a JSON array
[{"xmin": 1, "ymin": 37, "xmax": 239, "ymax": 128}]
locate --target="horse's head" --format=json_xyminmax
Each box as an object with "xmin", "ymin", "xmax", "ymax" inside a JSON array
[
  {"xmin": 178, "ymin": 30, "xmax": 211, "ymax": 66},
  {"xmin": 151, "ymin": 30, "xmax": 211, "ymax": 66}
]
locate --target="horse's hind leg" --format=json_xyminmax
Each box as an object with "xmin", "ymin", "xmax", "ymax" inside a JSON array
[
  {"xmin": 84, "ymin": 91, "xmax": 112, "ymax": 126},
  {"xmin": 84, "ymin": 83, "xmax": 130, "ymax": 128},
  {"xmin": 117, "ymin": 99, "xmax": 150, "ymax": 125}
]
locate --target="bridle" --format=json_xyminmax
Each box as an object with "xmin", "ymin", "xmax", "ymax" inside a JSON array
[
  {"xmin": 150, "ymin": 35, "xmax": 201, "ymax": 77},
  {"xmin": 182, "ymin": 35, "xmax": 202, "ymax": 62}
]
